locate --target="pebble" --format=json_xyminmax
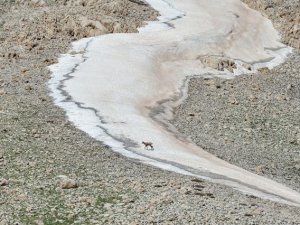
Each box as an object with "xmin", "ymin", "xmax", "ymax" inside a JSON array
[
  {"xmin": 59, "ymin": 176, "xmax": 78, "ymax": 189},
  {"xmin": 0, "ymin": 179, "xmax": 9, "ymax": 186}
]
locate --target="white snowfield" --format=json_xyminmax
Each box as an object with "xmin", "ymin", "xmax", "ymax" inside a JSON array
[{"xmin": 49, "ymin": 0, "xmax": 300, "ymax": 206}]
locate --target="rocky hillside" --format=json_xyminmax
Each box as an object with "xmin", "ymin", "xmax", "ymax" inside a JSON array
[{"xmin": 242, "ymin": 0, "xmax": 299, "ymax": 49}]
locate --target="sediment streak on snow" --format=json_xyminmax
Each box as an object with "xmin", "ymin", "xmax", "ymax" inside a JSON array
[{"xmin": 49, "ymin": 0, "xmax": 299, "ymax": 206}]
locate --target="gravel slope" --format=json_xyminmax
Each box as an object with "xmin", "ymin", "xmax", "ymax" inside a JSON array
[{"xmin": 0, "ymin": 0, "xmax": 300, "ymax": 224}]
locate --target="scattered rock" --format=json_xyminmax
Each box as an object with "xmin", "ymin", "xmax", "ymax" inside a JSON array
[
  {"xmin": 191, "ymin": 178, "xmax": 205, "ymax": 183},
  {"xmin": 258, "ymin": 67, "xmax": 270, "ymax": 74},
  {"xmin": 2, "ymin": 52, "xmax": 19, "ymax": 59},
  {"xmin": 199, "ymin": 56, "xmax": 237, "ymax": 72},
  {"xmin": 255, "ymin": 165, "xmax": 266, "ymax": 174},
  {"xmin": 0, "ymin": 89, "xmax": 6, "ymax": 95},
  {"xmin": 193, "ymin": 184, "xmax": 205, "ymax": 191},
  {"xmin": 243, "ymin": 63, "xmax": 252, "ymax": 71},
  {"xmin": 25, "ymin": 85, "xmax": 33, "ymax": 91},
  {"xmin": 0, "ymin": 179, "xmax": 9, "ymax": 186},
  {"xmin": 58, "ymin": 176, "xmax": 78, "ymax": 189}
]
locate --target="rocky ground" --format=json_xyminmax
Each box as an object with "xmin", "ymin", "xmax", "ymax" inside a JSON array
[{"xmin": 0, "ymin": 0, "xmax": 300, "ymax": 224}]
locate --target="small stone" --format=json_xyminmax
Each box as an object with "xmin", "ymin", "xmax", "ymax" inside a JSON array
[
  {"xmin": 125, "ymin": 198, "xmax": 135, "ymax": 203},
  {"xmin": 258, "ymin": 67, "xmax": 270, "ymax": 74},
  {"xmin": 43, "ymin": 58, "xmax": 58, "ymax": 65},
  {"xmin": 34, "ymin": 219, "xmax": 44, "ymax": 225},
  {"xmin": 154, "ymin": 182, "xmax": 167, "ymax": 187},
  {"xmin": 0, "ymin": 179, "xmax": 9, "ymax": 186},
  {"xmin": 252, "ymin": 207, "xmax": 263, "ymax": 215},
  {"xmin": 137, "ymin": 207, "xmax": 146, "ymax": 214},
  {"xmin": 193, "ymin": 184, "xmax": 205, "ymax": 190},
  {"xmin": 255, "ymin": 165, "xmax": 265, "ymax": 174},
  {"xmin": 37, "ymin": 0, "xmax": 46, "ymax": 7},
  {"xmin": 243, "ymin": 128, "xmax": 252, "ymax": 133},
  {"xmin": 31, "ymin": 129, "xmax": 37, "ymax": 134},
  {"xmin": 194, "ymin": 192, "xmax": 206, "ymax": 196},
  {"xmin": 251, "ymin": 85, "xmax": 260, "ymax": 91},
  {"xmin": 28, "ymin": 161, "xmax": 36, "ymax": 167},
  {"xmin": 205, "ymin": 193, "xmax": 215, "ymax": 198},
  {"xmin": 287, "ymin": 84, "xmax": 294, "ymax": 90},
  {"xmin": 79, "ymin": 197, "xmax": 94, "ymax": 205},
  {"xmin": 25, "ymin": 85, "xmax": 33, "ymax": 91},
  {"xmin": 21, "ymin": 68, "xmax": 29, "ymax": 74},
  {"xmin": 191, "ymin": 178, "xmax": 204, "ymax": 183},
  {"xmin": 59, "ymin": 176, "xmax": 78, "ymax": 189},
  {"xmin": 46, "ymin": 168, "xmax": 54, "ymax": 174},
  {"xmin": 104, "ymin": 203, "xmax": 112, "ymax": 209},
  {"xmin": 229, "ymin": 98, "xmax": 236, "ymax": 105},
  {"xmin": 243, "ymin": 64, "xmax": 252, "ymax": 71},
  {"xmin": 34, "ymin": 133, "xmax": 41, "ymax": 138}
]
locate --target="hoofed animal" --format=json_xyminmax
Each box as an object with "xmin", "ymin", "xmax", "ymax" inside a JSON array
[{"xmin": 142, "ymin": 141, "xmax": 154, "ymax": 150}]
